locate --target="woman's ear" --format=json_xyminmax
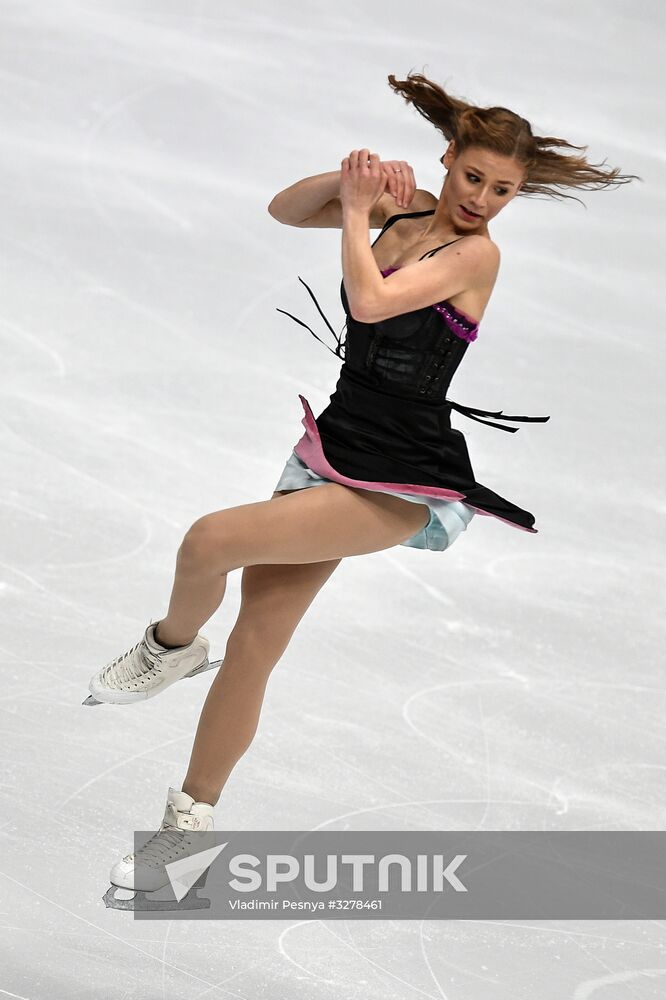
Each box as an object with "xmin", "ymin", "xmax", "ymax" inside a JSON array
[{"xmin": 441, "ymin": 140, "xmax": 455, "ymax": 168}]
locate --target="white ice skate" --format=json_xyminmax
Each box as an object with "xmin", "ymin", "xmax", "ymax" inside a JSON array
[
  {"xmin": 83, "ymin": 621, "xmax": 223, "ymax": 706},
  {"xmin": 104, "ymin": 787, "xmax": 218, "ymax": 911}
]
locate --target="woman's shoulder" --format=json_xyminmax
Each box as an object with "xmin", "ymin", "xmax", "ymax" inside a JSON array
[
  {"xmin": 461, "ymin": 235, "xmax": 501, "ymax": 292},
  {"xmin": 445, "ymin": 237, "xmax": 500, "ymax": 325},
  {"xmin": 459, "ymin": 233, "xmax": 500, "ymax": 263}
]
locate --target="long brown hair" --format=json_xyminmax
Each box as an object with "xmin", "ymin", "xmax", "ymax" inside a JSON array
[{"xmin": 387, "ymin": 71, "xmax": 641, "ymax": 205}]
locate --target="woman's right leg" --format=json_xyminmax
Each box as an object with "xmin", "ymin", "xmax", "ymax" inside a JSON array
[{"xmin": 180, "ymin": 492, "xmax": 342, "ymax": 806}]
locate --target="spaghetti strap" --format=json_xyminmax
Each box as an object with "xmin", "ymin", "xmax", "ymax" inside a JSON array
[
  {"xmin": 370, "ymin": 208, "xmax": 436, "ymax": 248},
  {"xmin": 371, "ymin": 208, "xmax": 464, "ymax": 260},
  {"xmin": 418, "ymin": 239, "xmax": 464, "ymax": 260}
]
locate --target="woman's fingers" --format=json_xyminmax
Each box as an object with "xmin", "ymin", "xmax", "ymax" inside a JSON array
[
  {"xmin": 402, "ymin": 162, "xmax": 416, "ymax": 207},
  {"xmin": 376, "ymin": 159, "xmax": 417, "ymax": 207},
  {"xmin": 397, "ymin": 161, "xmax": 407, "ymax": 205},
  {"xmin": 349, "ymin": 148, "xmax": 371, "ymax": 169},
  {"xmin": 349, "ymin": 149, "xmax": 381, "ymax": 170},
  {"xmin": 380, "ymin": 160, "xmax": 398, "ymax": 201},
  {"xmin": 392, "ymin": 161, "xmax": 410, "ymax": 207}
]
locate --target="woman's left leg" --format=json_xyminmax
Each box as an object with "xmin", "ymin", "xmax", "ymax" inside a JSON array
[{"xmin": 180, "ymin": 555, "xmax": 342, "ymax": 805}]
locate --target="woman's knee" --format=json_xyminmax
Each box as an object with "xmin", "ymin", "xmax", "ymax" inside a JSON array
[
  {"xmin": 181, "ymin": 493, "xmax": 292, "ymax": 563},
  {"xmin": 179, "ymin": 511, "xmax": 235, "ymax": 568}
]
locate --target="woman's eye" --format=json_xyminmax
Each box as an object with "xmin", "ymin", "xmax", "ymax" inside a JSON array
[{"xmin": 467, "ymin": 173, "xmax": 508, "ymax": 196}]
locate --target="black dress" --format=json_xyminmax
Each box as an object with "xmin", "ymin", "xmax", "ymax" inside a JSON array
[{"xmin": 275, "ymin": 209, "xmax": 550, "ymax": 534}]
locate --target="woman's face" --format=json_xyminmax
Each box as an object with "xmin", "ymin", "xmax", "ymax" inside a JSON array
[{"xmin": 441, "ymin": 142, "xmax": 525, "ymax": 231}]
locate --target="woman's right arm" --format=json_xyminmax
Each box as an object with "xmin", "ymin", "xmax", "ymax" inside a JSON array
[
  {"xmin": 268, "ymin": 170, "xmax": 344, "ymax": 226},
  {"xmin": 268, "ymin": 168, "xmax": 432, "ymax": 230}
]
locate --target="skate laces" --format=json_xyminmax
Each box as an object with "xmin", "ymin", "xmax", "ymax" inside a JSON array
[
  {"xmin": 125, "ymin": 829, "xmax": 190, "ymax": 869},
  {"xmin": 124, "ymin": 803, "xmax": 205, "ymax": 869},
  {"xmin": 100, "ymin": 637, "xmax": 164, "ymax": 688}
]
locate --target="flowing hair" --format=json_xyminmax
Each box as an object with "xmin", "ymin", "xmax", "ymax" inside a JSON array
[{"xmin": 387, "ymin": 71, "xmax": 642, "ymax": 205}]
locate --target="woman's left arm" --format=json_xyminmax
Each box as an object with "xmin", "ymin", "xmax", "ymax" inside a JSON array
[
  {"xmin": 342, "ymin": 203, "xmax": 497, "ymax": 324},
  {"xmin": 340, "ymin": 149, "xmax": 497, "ymax": 324}
]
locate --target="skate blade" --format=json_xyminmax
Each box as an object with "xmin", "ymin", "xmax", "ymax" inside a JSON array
[
  {"xmin": 103, "ymin": 881, "xmax": 211, "ymax": 911},
  {"xmin": 83, "ymin": 659, "xmax": 224, "ymax": 706}
]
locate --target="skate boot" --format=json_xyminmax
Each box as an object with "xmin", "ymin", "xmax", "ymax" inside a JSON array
[
  {"xmin": 86, "ymin": 621, "xmax": 212, "ymax": 706},
  {"xmin": 103, "ymin": 787, "xmax": 217, "ymax": 911}
]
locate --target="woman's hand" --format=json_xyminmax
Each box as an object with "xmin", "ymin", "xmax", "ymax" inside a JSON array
[
  {"xmin": 379, "ymin": 158, "xmax": 417, "ymax": 209},
  {"xmin": 340, "ymin": 150, "xmax": 417, "ymax": 214}
]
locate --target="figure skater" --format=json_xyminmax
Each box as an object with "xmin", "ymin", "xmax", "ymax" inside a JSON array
[{"xmin": 86, "ymin": 72, "xmax": 640, "ymax": 909}]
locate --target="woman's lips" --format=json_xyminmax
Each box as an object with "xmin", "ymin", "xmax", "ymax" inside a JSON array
[{"xmin": 460, "ymin": 204, "xmax": 481, "ymax": 219}]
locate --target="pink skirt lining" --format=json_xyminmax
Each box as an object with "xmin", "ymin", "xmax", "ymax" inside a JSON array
[{"xmin": 292, "ymin": 394, "xmax": 538, "ymax": 535}]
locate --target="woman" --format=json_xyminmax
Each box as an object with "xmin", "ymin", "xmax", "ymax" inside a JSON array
[{"xmin": 89, "ymin": 73, "xmax": 639, "ymax": 909}]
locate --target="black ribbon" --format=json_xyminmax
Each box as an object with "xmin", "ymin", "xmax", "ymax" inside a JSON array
[
  {"xmin": 275, "ymin": 276, "xmax": 346, "ymax": 359},
  {"xmin": 445, "ymin": 400, "xmax": 551, "ymax": 433}
]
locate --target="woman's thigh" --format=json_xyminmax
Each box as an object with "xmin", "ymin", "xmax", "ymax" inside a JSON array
[{"xmin": 184, "ymin": 484, "xmax": 432, "ymax": 570}]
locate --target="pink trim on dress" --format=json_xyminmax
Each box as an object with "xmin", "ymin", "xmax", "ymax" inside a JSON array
[
  {"xmin": 292, "ymin": 395, "xmax": 539, "ymax": 534},
  {"xmin": 432, "ymin": 302, "xmax": 478, "ymax": 342}
]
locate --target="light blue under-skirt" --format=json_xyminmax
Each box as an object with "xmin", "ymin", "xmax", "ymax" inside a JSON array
[{"xmin": 273, "ymin": 450, "xmax": 475, "ymax": 552}]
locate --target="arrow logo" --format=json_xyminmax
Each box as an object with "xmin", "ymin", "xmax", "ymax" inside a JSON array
[{"xmin": 165, "ymin": 842, "xmax": 228, "ymax": 902}]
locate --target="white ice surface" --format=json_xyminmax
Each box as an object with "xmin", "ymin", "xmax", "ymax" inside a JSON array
[{"xmin": 1, "ymin": 1, "xmax": 665, "ymax": 998}]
